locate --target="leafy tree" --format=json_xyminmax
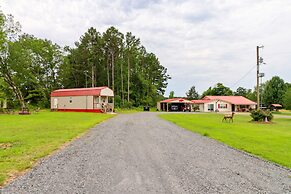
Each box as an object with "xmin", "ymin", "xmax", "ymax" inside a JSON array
[
  {"xmin": 0, "ymin": 10, "xmax": 171, "ymax": 108},
  {"xmin": 246, "ymin": 87, "xmax": 257, "ymax": 102},
  {"xmin": 169, "ymin": 91, "xmax": 174, "ymax": 98},
  {"xmin": 60, "ymin": 26, "xmax": 170, "ymax": 107},
  {"xmin": 283, "ymin": 88, "xmax": 291, "ymax": 110},
  {"xmin": 262, "ymin": 76, "xmax": 287, "ymax": 107},
  {"xmin": 234, "ymin": 87, "xmax": 250, "ymax": 97},
  {"xmin": 202, "ymin": 83, "xmax": 233, "ymax": 97},
  {"xmin": 186, "ymin": 85, "xmax": 199, "ymax": 100}
]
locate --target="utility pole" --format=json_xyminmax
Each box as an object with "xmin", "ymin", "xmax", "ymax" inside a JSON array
[{"xmin": 256, "ymin": 45, "xmax": 264, "ymax": 110}]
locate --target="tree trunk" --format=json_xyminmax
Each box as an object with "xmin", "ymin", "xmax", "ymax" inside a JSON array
[
  {"xmin": 91, "ymin": 65, "xmax": 94, "ymax": 87},
  {"xmin": 127, "ymin": 55, "xmax": 130, "ymax": 102},
  {"xmin": 111, "ymin": 52, "xmax": 114, "ymax": 110},
  {"xmin": 107, "ymin": 57, "xmax": 110, "ymax": 87},
  {"xmin": 121, "ymin": 59, "xmax": 124, "ymax": 107},
  {"xmin": 3, "ymin": 74, "xmax": 26, "ymax": 108}
]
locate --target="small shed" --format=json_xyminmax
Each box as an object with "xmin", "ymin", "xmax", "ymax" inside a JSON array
[
  {"xmin": 50, "ymin": 87, "xmax": 114, "ymax": 113},
  {"xmin": 271, "ymin": 104, "xmax": 282, "ymax": 111}
]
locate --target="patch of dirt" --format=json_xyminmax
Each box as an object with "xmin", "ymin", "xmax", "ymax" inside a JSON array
[{"xmin": 0, "ymin": 143, "xmax": 13, "ymax": 150}]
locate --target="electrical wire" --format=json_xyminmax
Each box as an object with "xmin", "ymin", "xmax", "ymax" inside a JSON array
[{"xmin": 230, "ymin": 65, "xmax": 257, "ymax": 88}]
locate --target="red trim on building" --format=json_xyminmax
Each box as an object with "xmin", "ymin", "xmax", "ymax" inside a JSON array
[
  {"xmin": 53, "ymin": 109, "xmax": 103, "ymax": 113},
  {"xmin": 203, "ymin": 96, "xmax": 256, "ymax": 105},
  {"xmin": 51, "ymin": 87, "xmax": 108, "ymax": 97}
]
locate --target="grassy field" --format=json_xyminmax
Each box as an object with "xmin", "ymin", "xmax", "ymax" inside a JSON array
[
  {"xmin": 272, "ymin": 109, "xmax": 291, "ymax": 116},
  {"xmin": 115, "ymin": 107, "xmax": 157, "ymax": 114},
  {"xmin": 0, "ymin": 111, "xmax": 114, "ymax": 186},
  {"xmin": 160, "ymin": 113, "xmax": 291, "ymax": 168}
]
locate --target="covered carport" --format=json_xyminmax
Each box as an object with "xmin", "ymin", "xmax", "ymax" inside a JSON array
[{"xmin": 157, "ymin": 98, "xmax": 193, "ymax": 112}]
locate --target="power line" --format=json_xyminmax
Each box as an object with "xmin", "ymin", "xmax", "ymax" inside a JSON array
[{"xmin": 230, "ymin": 65, "xmax": 257, "ymax": 88}]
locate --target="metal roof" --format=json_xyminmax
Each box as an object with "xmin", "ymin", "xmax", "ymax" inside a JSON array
[
  {"xmin": 203, "ymin": 96, "xmax": 256, "ymax": 105},
  {"xmin": 160, "ymin": 98, "xmax": 193, "ymax": 103},
  {"xmin": 51, "ymin": 87, "xmax": 109, "ymax": 97}
]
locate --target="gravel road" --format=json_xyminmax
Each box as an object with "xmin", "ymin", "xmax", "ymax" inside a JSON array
[{"xmin": 2, "ymin": 112, "xmax": 291, "ymax": 194}]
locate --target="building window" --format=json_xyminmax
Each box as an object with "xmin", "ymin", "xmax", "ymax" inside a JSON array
[
  {"xmin": 208, "ymin": 104, "xmax": 214, "ymax": 111},
  {"xmin": 219, "ymin": 103, "xmax": 227, "ymax": 109},
  {"xmin": 69, "ymin": 97, "xmax": 72, "ymax": 103}
]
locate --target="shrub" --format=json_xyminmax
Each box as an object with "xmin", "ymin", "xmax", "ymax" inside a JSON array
[{"xmin": 250, "ymin": 109, "xmax": 273, "ymax": 121}]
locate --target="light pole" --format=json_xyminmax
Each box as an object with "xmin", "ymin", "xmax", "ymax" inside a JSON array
[{"xmin": 256, "ymin": 45, "xmax": 264, "ymax": 110}]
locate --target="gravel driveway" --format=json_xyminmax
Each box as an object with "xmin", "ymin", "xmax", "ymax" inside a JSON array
[{"xmin": 2, "ymin": 112, "xmax": 291, "ymax": 194}]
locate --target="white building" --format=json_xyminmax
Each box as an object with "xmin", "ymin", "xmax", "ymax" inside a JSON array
[{"xmin": 192, "ymin": 96, "xmax": 256, "ymax": 112}]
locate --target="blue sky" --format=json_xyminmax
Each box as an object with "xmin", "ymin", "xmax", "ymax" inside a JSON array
[{"xmin": 1, "ymin": 0, "xmax": 291, "ymax": 96}]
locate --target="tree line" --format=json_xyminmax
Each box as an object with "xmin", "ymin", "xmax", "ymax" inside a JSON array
[
  {"xmin": 0, "ymin": 11, "xmax": 170, "ymax": 109},
  {"xmin": 184, "ymin": 76, "xmax": 291, "ymax": 110}
]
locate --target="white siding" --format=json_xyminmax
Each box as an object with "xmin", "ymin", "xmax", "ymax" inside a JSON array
[
  {"xmin": 204, "ymin": 100, "xmax": 232, "ymax": 112},
  {"xmin": 100, "ymin": 87, "xmax": 114, "ymax": 96},
  {"xmin": 51, "ymin": 96, "xmax": 94, "ymax": 110}
]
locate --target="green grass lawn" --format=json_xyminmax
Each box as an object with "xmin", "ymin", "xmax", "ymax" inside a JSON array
[
  {"xmin": 272, "ymin": 109, "xmax": 291, "ymax": 116},
  {"xmin": 0, "ymin": 111, "xmax": 114, "ymax": 186},
  {"xmin": 160, "ymin": 113, "xmax": 291, "ymax": 168}
]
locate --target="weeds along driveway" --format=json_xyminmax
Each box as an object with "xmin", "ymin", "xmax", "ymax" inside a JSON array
[{"xmin": 2, "ymin": 112, "xmax": 291, "ymax": 194}]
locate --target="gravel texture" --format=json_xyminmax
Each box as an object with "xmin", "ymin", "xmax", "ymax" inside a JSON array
[{"xmin": 2, "ymin": 112, "xmax": 291, "ymax": 194}]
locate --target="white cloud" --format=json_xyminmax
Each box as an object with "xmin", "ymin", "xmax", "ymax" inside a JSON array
[{"xmin": 1, "ymin": 0, "xmax": 291, "ymax": 96}]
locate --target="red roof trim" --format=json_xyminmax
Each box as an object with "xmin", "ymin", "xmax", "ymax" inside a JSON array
[
  {"xmin": 201, "ymin": 96, "xmax": 256, "ymax": 105},
  {"xmin": 51, "ymin": 87, "xmax": 109, "ymax": 97},
  {"xmin": 271, "ymin": 104, "xmax": 282, "ymax": 107},
  {"xmin": 160, "ymin": 98, "xmax": 192, "ymax": 103}
]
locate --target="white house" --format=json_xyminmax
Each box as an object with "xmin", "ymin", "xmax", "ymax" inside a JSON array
[{"xmin": 192, "ymin": 96, "xmax": 256, "ymax": 112}]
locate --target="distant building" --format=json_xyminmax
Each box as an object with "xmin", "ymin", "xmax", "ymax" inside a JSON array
[
  {"xmin": 157, "ymin": 98, "xmax": 193, "ymax": 112},
  {"xmin": 192, "ymin": 96, "xmax": 256, "ymax": 112},
  {"xmin": 50, "ymin": 87, "xmax": 114, "ymax": 113},
  {"xmin": 270, "ymin": 104, "xmax": 282, "ymax": 111}
]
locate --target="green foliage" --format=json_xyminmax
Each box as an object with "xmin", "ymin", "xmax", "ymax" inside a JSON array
[
  {"xmin": 59, "ymin": 26, "xmax": 170, "ymax": 107},
  {"xmin": 250, "ymin": 109, "xmax": 273, "ymax": 121},
  {"xmin": 160, "ymin": 113, "xmax": 291, "ymax": 168},
  {"xmin": 283, "ymin": 89, "xmax": 291, "ymax": 110},
  {"xmin": 0, "ymin": 12, "xmax": 63, "ymax": 108},
  {"xmin": 0, "ymin": 111, "xmax": 114, "ymax": 186},
  {"xmin": 263, "ymin": 76, "xmax": 287, "ymax": 107},
  {"xmin": 0, "ymin": 11, "xmax": 170, "ymax": 108},
  {"xmin": 169, "ymin": 91, "xmax": 174, "ymax": 98},
  {"xmin": 202, "ymin": 83, "xmax": 233, "ymax": 97},
  {"xmin": 186, "ymin": 85, "xmax": 199, "ymax": 100},
  {"xmin": 234, "ymin": 87, "xmax": 251, "ymax": 97},
  {"xmin": 246, "ymin": 87, "xmax": 257, "ymax": 102}
]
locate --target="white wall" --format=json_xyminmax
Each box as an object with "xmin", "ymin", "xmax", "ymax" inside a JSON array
[
  {"xmin": 51, "ymin": 96, "xmax": 94, "ymax": 110},
  {"xmin": 203, "ymin": 100, "xmax": 232, "ymax": 112},
  {"xmin": 100, "ymin": 88, "xmax": 114, "ymax": 96}
]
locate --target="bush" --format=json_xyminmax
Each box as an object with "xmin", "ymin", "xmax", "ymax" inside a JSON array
[{"xmin": 250, "ymin": 109, "xmax": 273, "ymax": 121}]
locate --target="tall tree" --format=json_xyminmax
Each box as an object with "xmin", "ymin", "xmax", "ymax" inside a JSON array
[
  {"xmin": 125, "ymin": 32, "xmax": 140, "ymax": 103},
  {"xmin": 283, "ymin": 88, "xmax": 291, "ymax": 110},
  {"xmin": 263, "ymin": 76, "xmax": 286, "ymax": 107},
  {"xmin": 169, "ymin": 91, "xmax": 174, "ymax": 98},
  {"xmin": 186, "ymin": 86, "xmax": 199, "ymax": 100},
  {"xmin": 234, "ymin": 87, "xmax": 248, "ymax": 97},
  {"xmin": 103, "ymin": 27, "xmax": 124, "ymax": 106},
  {"xmin": 202, "ymin": 83, "xmax": 233, "ymax": 97}
]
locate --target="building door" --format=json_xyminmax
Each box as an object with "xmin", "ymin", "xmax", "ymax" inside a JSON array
[
  {"xmin": 232, "ymin": 104, "xmax": 235, "ymax": 112},
  {"xmin": 53, "ymin": 98, "xmax": 58, "ymax": 109}
]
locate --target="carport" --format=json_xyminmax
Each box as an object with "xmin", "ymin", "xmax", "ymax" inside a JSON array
[{"xmin": 157, "ymin": 98, "xmax": 193, "ymax": 112}]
